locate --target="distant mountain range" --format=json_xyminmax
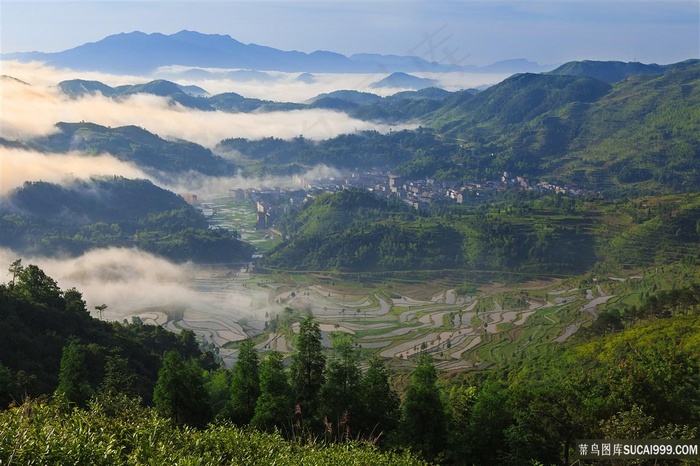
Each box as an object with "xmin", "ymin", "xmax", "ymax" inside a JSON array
[
  {"xmin": 6, "ymin": 57, "xmax": 697, "ymax": 193},
  {"xmin": 53, "ymin": 77, "xmax": 459, "ymax": 122},
  {"xmin": 2, "ymin": 30, "xmax": 552, "ymax": 75}
]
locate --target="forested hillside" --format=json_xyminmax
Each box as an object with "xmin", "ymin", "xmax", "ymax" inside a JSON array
[
  {"xmin": 0, "ymin": 177, "xmax": 252, "ymax": 262},
  {"xmin": 264, "ymin": 189, "xmax": 700, "ymax": 274},
  {"xmin": 424, "ymin": 60, "xmax": 700, "ymax": 191},
  {"xmin": 217, "ymin": 60, "xmax": 700, "ymax": 193},
  {"xmin": 217, "ymin": 129, "xmax": 453, "ymax": 176},
  {"xmin": 0, "ymin": 260, "xmax": 213, "ymax": 404},
  {"xmin": 28, "ymin": 122, "xmax": 235, "ymax": 175}
]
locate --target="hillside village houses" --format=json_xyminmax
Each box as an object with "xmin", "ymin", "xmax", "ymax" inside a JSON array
[{"xmin": 195, "ymin": 170, "xmax": 596, "ymax": 230}]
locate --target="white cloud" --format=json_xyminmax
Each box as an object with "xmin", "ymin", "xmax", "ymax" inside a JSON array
[
  {"xmin": 0, "ymin": 61, "xmax": 423, "ymax": 147},
  {"xmin": 0, "ymin": 246, "xmax": 271, "ymax": 325},
  {"xmin": 0, "ymin": 147, "xmax": 150, "ymax": 197}
]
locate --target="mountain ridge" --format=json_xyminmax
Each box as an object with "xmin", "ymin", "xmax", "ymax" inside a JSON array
[{"xmin": 4, "ymin": 30, "xmax": 545, "ymax": 75}]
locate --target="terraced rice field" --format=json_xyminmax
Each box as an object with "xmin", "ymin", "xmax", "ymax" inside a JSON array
[{"xmin": 115, "ymin": 265, "xmax": 624, "ymax": 368}]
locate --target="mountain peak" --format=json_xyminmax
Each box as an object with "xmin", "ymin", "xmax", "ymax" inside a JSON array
[
  {"xmin": 369, "ymin": 72, "xmax": 438, "ymax": 90},
  {"xmin": 3, "ymin": 30, "xmax": 469, "ymax": 75}
]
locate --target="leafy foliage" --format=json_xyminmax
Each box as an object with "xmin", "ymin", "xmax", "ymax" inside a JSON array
[{"xmin": 0, "ymin": 397, "xmax": 427, "ymax": 465}]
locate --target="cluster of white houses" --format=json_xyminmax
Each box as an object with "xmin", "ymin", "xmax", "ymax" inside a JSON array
[{"xmin": 181, "ymin": 170, "xmax": 596, "ymax": 230}]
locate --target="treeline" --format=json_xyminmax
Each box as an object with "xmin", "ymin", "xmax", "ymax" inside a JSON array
[
  {"xmin": 266, "ymin": 190, "xmax": 700, "ymax": 274},
  {"xmin": 578, "ymin": 283, "xmax": 700, "ymax": 337},
  {"xmin": 0, "ymin": 178, "xmax": 252, "ymax": 263}
]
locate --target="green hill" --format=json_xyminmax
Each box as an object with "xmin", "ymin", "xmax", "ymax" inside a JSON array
[
  {"xmin": 0, "ymin": 177, "xmax": 252, "ymax": 262},
  {"xmin": 264, "ymin": 190, "xmax": 462, "ymax": 271},
  {"xmin": 423, "ymin": 60, "xmax": 700, "ymax": 191},
  {"xmin": 0, "ymin": 261, "xmax": 211, "ymax": 403},
  {"xmin": 217, "ymin": 129, "xmax": 451, "ymax": 176},
  {"xmin": 264, "ymin": 189, "xmax": 700, "ymax": 274},
  {"xmin": 113, "ymin": 79, "xmax": 214, "ymax": 110},
  {"xmin": 28, "ymin": 122, "xmax": 235, "ymax": 175},
  {"xmin": 548, "ymin": 60, "xmax": 668, "ymax": 83}
]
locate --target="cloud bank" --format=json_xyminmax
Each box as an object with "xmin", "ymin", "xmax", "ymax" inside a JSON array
[
  {"xmin": 0, "ymin": 147, "xmax": 150, "ymax": 196},
  {"xmin": 0, "ymin": 61, "xmax": 419, "ymax": 147},
  {"xmin": 0, "ymin": 247, "xmax": 270, "ymax": 325}
]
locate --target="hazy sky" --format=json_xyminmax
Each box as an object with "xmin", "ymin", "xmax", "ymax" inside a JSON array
[{"xmin": 1, "ymin": 1, "xmax": 699, "ymax": 66}]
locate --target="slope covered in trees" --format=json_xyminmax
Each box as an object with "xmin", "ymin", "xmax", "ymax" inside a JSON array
[
  {"xmin": 217, "ymin": 128, "xmax": 453, "ymax": 176},
  {"xmin": 547, "ymin": 60, "xmax": 668, "ymax": 83},
  {"xmin": 264, "ymin": 189, "xmax": 700, "ymax": 274},
  {"xmin": 0, "ymin": 177, "xmax": 252, "ymax": 262},
  {"xmin": 424, "ymin": 60, "xmax": 700, "ymax": 191},
  {"xmin": 0, "ymin": 260, "xmax": 213, "ymax": 405},
  {"xmin": 213, "ymin": 60, "xmax": 700, "ymax": 193},
  {"xmin": 28, "ymin": 122, "xmax": 235, "ymax": 176}
]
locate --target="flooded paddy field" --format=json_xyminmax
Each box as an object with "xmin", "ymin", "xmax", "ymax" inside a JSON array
[{"xmin": 112, "ymin": 266, "xmax": 620, "ymax": 369}]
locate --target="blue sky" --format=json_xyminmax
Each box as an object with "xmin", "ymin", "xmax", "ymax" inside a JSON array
[{"xmin": 1, "ymin": 1, "xmax": 698, "ymax": 65}]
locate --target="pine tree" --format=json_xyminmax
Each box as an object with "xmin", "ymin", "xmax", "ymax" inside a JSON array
[
  {"xmin": 99, "ymin": 352, "xmax": 137, "ymax": 398},
  {"xmin": 153, "ymin": 351, "xmax": 211, "ymax": 428},
  {"xmin": 252, "ymin": 351, "xmax": 293, "ymax": 432},
  {"xmin": 399, "ymin": 353, "xmax": 447, "ymax": 461},
  {"xmin": 318, "ymin": 340, "xmax": 360, "ymax": 439},
  {"xmin": 225, "ymin": 339, "xmax": 260, "ymax": 425},
  {"xmin": 290, "ymin": 315, "xmax": 325, "ymax": 420},
  {"xmin": 357, "ymin": 355, "xmax": 400, "ymax": 441},
  {"xmin": 56, "ymin": 338, "xmax": 93, "ymax": 407}
]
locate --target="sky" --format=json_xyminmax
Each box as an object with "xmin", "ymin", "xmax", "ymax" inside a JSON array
[{"xmin": 1, "ymin": 1, "xmax": 698, "ymax": 66}]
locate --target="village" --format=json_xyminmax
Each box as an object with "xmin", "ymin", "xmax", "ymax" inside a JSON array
[{"xmin": 185, "ymin": 170, "xmax": 598, "ymax": 230}]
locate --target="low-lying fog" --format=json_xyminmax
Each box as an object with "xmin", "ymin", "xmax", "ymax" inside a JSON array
[{"xmin": 0, "ymin": 246, "xmax": 273, "ymax": 335}]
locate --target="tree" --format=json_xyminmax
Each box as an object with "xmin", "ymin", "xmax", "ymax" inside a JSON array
[
  {"xmin": 13, "ymin": 264, "xmax": 62, "ymax": 308},
  {"xmin": 466, "ymin": 381, "xmax": 513, "ymax": 466},
  {"xmin": 224, "ymin": 339, "xmax": 260, "ymax": 425},
  {"xmin": 94, "ymin": 304, "xmax": 107, "ymax": 321},
  {"xmin": 356, "ymin": 355, "xmax": 400, "ymax": 441},
  {"xmin": 207, "ymin": 368, "xmax": 231, "ymax": 419},
  {"xmin": 289, "ymin": 315, "xmax": 325, "ymax": 420},
  {"xmin": 318, "ymin": 340, "xmax": 360, "ymax": 439},
  {"xmin": 178, "ymin": 329, "xmax": 200, "ymax": 359},
  {"xmin": 399, "ymin": 353, "xmax": 447, "ymax": 461},
  {"xmin": 55, "ymin": 338, "xmax": 93, "ymax": 407},
  {"xmin": 607, "ymin": 342, "xmax": 700, "ymax": 427},
  {"xmin": 445, "ymin": 384, "xmax": 476, "ymax": 463},
  {"xmin": 99, "ymin": 352, "xmax": 137, "ymax": 399},
  {"xmin": 8, "ymin": 258, "xmax": 22, "ymax": 287},
  {"xmin": 252, "ymin": 351, "xmax": 293, "ymax": 433},
  {"xmin": 153, "ymin": 351, "xmax": 211, "ymax": 428}
]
